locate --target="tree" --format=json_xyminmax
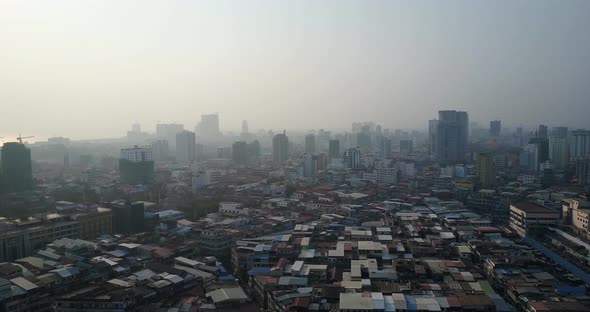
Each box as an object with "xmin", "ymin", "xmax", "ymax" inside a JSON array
[
  {"xmin": 285, "ymin": 184, "xmax": 297, "ymax": 197},
  {"xmin": 188, "ymin": 196, "xmax": 223, "ymax": 219}
]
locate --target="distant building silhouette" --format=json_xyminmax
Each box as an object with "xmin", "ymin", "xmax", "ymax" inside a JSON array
[
  {"xmin": 272, "ymin": 131, "xmax": 289, "ymax": 164},
  {"xmin": 1, "ymin": 142, "xmax": 33, "ymax": 193},
  {"xmin": 435, "ymin": 110, "xmax": 468, "ymax": 163},
  {"xmin": 176, "ymin": 130, "xmax": 196, "ymax": 163}
]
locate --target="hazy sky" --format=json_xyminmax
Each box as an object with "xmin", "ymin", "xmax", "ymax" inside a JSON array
[{"xmin": 1, "ymin": 0, "xmax": 589, "ymax": 140}]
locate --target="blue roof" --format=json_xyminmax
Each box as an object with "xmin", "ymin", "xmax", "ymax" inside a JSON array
[
  {"xmin": 557, "ymin": 285, "xmax": 586, "ymax": 295},
  {"xmin": 254, "ymin": 254, "xmax": 270, "ymax": 260},
  {"xmin": 216, "ymin": 264, "xmax": 228, "ymax": 274},
  {"xmin": 248, "ymin": 267, "xmax": 271, "ymax": 276},
  {"xmin": 219, "ymin": 274, "xmax": 236, "ymax": 281},
  {"xmin": 405, "ymin": 295, "xmax": 417, "ymax": 311}
]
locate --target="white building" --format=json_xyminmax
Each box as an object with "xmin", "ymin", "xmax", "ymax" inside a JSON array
[
  {"xmin": 518, "ymin": 174, "xmax": 540, "ymax": 185},
  {"xmin": 120, "ymin": 146, "xmax": 152, "ymax": 162},
  {"xmin": 219, "ymin": 202, "xmax": 249, "ymax": 215}
]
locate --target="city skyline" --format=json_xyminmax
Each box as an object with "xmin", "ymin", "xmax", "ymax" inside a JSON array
[{"xmin": 2, "ymin": 0, "xmax": 590, "ymax": 139}]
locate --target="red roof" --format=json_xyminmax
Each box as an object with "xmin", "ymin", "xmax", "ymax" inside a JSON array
[{"xmin": 475, "ymin": 226, "xmax": 502, "ymax": 233}]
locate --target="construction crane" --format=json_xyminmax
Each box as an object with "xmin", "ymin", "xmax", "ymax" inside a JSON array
[{"xmin": 16, "ymin": 134, "xmax": 34, "ymax": 144}]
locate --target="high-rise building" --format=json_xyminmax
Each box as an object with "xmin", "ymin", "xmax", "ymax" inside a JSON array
[
  {"xmin": 435, "ymin": 110, "xmax": 469, "ymax": 163},
  {"xmin": 241, "ymin": 120, "xmax": 249, "ymax": 135},
  {"xmin": 475, "ymin": 152, "xmax": 495, "ymax": 188},
  {"xmin": 196, "ymin": 113, "xmax": 221, "ymax": 141},
  {"xmin": 317, "ymin": 129, "xmax": 330, "ymax": 152},
  {"xmin": 317, "ymin": 153, "xmax": 328, "ymax": 170},
  {"xmin": 195, "ymin": 143, "xmax": 204, "ymax": 161},
  {"xmin": 176, "ymin": 131, "xmax": 196, "ymax": 163},
  {"xmin": 529, "ymin": 137, "xmax": 549, "ymax": 163},
  {"xmin": 344, "ymin": 148, "xmax": 361, "ymax": 169},
  {"xmin": 576, "ymin": 158, "xmax": 590, "ymax": 185},
  {"xmin": 119, "ymin": 146, "xmax": 154, "ymax": 184},
  {"xmin": 272, "ymin": 131, "xmax": 289, "ymax": 164},
  {"xmin": 151, "ymin": 140, "xmax": 170, "ymax": 161},
  {"xmin": 302, "ymin": 153, "xmax": 318, "ymax": 177},
  {"xmin": 399, "ymin": 139, "xmax": 413, "ymax": 156},
  {"xmin": 570, "ymin": 129, "xmax": 590, "ymax": 160},
  {"xmin": 552, "ymin": 126, "xmax": 568, "ymax": 137},
  {"xmin": 537, "ymin": 124, "xmax": 548, "ymax": 139},
  {"xmin": 379, "ymin": 137, "xmax": 393, "ymax": 159},
  {"xmin": 329, "ymin": 140, "xmax": 340, "ymax": 159},
  {"xmin": 356, "ymin": 132, "xmax": 371, "ymax": 152},
  {"xmin": 305, "ymin": 134, "xmax": 316, "ymax": 154},
  {"xmin": 489, "ymin": 120, "xmax": 501, "ymax": 137},
  {"xmin": 232, "ymin": 141, "xmax": 248, "ymax": 165},
  {"xmin": 247, "ymin": 140, "xmax": 261, "ymax": 160},
  {"xmin": 520, "ymin": 143, "xmax": 540, "ymax": 172},
  {"xmin": 156, "ymin": 123, "xmax": 184, "ymax": 148},
  {"xmin": 428, "ymin": 119, "xmax": 439, "ymax": 157},
  {"xmin": 1, "ymin": 143, "xmax": 33, "ymax": 193},
  {"xmin": 549, "ymin": 136, "xmax": 569, "ymax": 169}
]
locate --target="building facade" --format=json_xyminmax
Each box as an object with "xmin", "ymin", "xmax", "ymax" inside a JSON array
[
  {"xmin": 1, "ymin": 142, "xmax": 33, "ymax": 193},
  {"xmin": 435, "ymin": 110, "xmax": 468, "ymax": 163},
  {"xmin": 176, "ymin": 130, "xmax": 196, "ymax": 163}
]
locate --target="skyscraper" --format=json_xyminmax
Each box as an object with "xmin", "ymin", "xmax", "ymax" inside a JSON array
[
  {"xmin": 489, "ymin": 120, "xmax": 501, "ymax": 137},
  {"xmin": 475, "ymin": 152, "xmax": 495, "ymax": 188},
  {"xmin": 570, "ymin": 129, "xmax": 590, "ymax": 160},
  {"xmin": 428, "ymin": 119, "xmax": 439, "ymax": 157},
  {"xmin": 435, "ymin": 110, "xmax": 469, "ymax": 163},
  {"xmin": 272, "ymin": 131, "xmax": 289, "ymax": 164},
  {"xmin": 232, "ymin": 141, "xmax": 248, "ymax": 165},
  {"xmin": 356, "ymin": 132, "xmax": 371, "ymax": 152},
  {"xmin": 317, "ymin": 153, "xmax": 328, "ymax": 170},
  {"xmin": 537, "ymin": 124, "xmax": 548, "ymax": 139},
  {"xmin": 302, "ymin": 153, "xmax": 318, "ymax": 177},
  {"xmin": 520, "ymin": 143, "xmax": 540, "ymax": 172},
  {"xmin": 156, "ymin": 123, "xmax": 184, "ymax": 148},
  {"xmin": 552, "ymin": 126, "xmax": 568, "ymax": 137},
  {"xmin": 344, "ymin": 148, "xmax": 361, "ymax": 169},
  {"xmin": 151, "ymin": 140, "xmax": 170, "ymax": 161},
  {"xmin": 399, "ymin": 139, "xmax": 413, "ymax": 157},
  {"xmin": 1, "ymin": 142, "xmax": 33, "ymax": 193},
  {"xmin": 379, "ymin": 137, "xmax": 392, "ymax": 159},
  {"xmin": 196, "ymin": 113, "xmax": 221, "ymax": 141},
  {"xmin": 247, "ymin": 140, "xmax": 261, "ymax": 160},
  {"xmin": 329, "ymin": 140, "xmax": 340, "ymax": 159},
  {"xmin": 549, "ymin": 136, "xmax": 569, "ymax": 169},
  {"xmin": 241, "ymin": 120, "xmax": 249, "ymax": 135},
  {"xmin": 305, "ymin": 134, "xmax": 316, "ymax": 154},
  {"xmin": 176, "ymin": 131, "xmax": 196, "ymax": 163},
  {"xmin": 576, "ymin": 158, "xmax": 590, "ymax": 185},
  {"xmin": 529, "ymin": 137, "xmax": 549, "ymax": 164}
]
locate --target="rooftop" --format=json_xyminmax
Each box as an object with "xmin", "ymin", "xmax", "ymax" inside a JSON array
[{"xmin": 512, "ymin": 202, "xmax": 558, "ymax": 214}]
